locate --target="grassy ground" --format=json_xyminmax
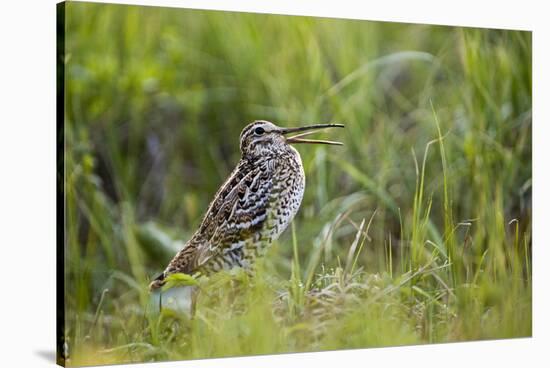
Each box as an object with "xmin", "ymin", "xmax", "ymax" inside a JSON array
[{"xmin": 61, "ymin": 2, "xmax": 532, "ymax": 366}]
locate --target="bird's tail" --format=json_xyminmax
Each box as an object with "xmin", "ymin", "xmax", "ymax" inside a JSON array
[{"xmin": 149, "ymin": 272, "xmax": 166, "ymax": 291}]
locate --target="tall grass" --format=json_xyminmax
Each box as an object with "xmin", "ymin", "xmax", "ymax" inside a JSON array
[{"xmin": 61, "ymin": 2, "xmax": 531, "ymax": 366}]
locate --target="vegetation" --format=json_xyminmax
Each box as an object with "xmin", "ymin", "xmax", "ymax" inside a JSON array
[{"xmin": 62, "ymin": 2, "xmax": 531, "ymax": 366}]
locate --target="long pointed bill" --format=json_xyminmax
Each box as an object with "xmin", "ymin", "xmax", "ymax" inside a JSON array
[{"xmin": 281, "ymin": 123, "xmax": 344, "ymax": 146}]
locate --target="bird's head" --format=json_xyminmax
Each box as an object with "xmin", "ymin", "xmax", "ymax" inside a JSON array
[{"xmin": 239, "ymin": 120, "xmax": 344, "ymax": 159}]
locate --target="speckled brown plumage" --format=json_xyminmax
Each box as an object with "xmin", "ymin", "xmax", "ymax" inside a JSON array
[{"xmin": 149, "ymin": 120, "xmax": 343, "ymax": 290}]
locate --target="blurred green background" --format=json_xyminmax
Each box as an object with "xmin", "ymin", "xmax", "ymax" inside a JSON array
[{"xmin": 62, "ymin": 1, "xmax": 531, "ymax": 365}]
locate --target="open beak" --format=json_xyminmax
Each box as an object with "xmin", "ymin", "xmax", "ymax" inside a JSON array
[{"xmin": 280, "ymin": 123, "xmax": 344, "ymax": 146}]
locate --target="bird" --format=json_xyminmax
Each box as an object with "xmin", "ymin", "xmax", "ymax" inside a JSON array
[{"xmin": 149, "ymin": 120, "xmax": 344, "ymax": 291}]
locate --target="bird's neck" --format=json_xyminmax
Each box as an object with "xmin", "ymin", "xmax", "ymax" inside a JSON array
[{"xmin": 243, "ymin": 145, "xmax": 301, "ymax": 166}]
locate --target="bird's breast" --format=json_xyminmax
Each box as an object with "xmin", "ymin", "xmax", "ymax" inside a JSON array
[{"xmin": 257, "ymin": 150, "xmax": 305, "ymax": 247}]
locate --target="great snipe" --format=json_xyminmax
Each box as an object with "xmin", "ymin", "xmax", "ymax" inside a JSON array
[{"xmin": 149, "ymin": 120, "xmax": 343, "ymax": 290}]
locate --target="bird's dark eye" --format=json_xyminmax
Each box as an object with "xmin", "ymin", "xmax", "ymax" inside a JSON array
[{"xmin": 254, "ymin": 127, "xmax": 265, "ymax": 135}]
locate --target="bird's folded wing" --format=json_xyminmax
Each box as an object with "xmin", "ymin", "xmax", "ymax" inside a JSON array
[{"xmin": 189, "ymin": 160, "xmax": 275, "ymax": 272}]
